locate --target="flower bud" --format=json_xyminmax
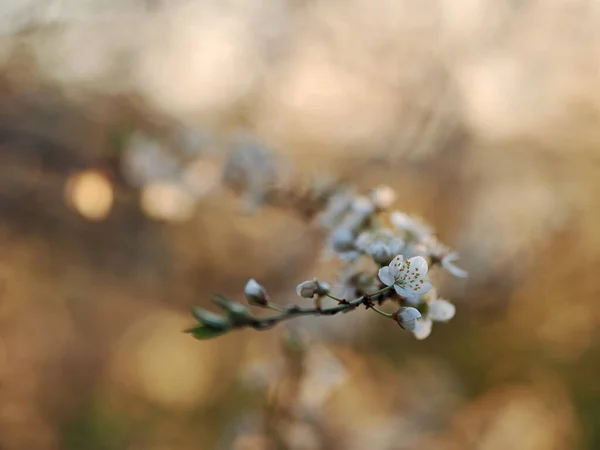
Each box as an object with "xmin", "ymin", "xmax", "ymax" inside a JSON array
[
  {"xmin": 244, "ymin": 279, "xmax": 270, "ymax": 306},
  {"xmin": 296, "ymin": 280, "xmax": 331, "ymax": 299},
  {"xmin": 394, "ymin": 307, "xmax": 421, "ymax": 332},
  {"xmin": 370, "ymin": 186, "xmax": 396, "ymax": 210}
]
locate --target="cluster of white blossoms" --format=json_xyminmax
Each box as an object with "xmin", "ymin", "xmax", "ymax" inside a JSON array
[
  {"xmin": 311, "ymin": 185, "xmax": 467, "ymax": 339},
  {"xmin": 187, "ymin": 148, "xmax": 468, "ymax": 341}
]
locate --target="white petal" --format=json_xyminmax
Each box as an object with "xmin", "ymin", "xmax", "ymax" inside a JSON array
[
  {"xmin": 355, "ymin": 232, "xmax": 372, "ymax": 249},
  {"xmin": 340, "ymin": 250, "xmax": 360, "ymax": 261},
  {"xmin": 413, "ymin": 318, "xmax": 433, "ymax": 340},
  {"xmin": 378, "ymin": 266, "xmax": 395, "ymax": 286},
  {"xmin": 369, "ymin": 242, "xmax": 393, "ymax": 265},
  {"xmin": 412, "ymin": 281, "xmax": 433, "ymax": 295},
  {"xmin": 389, "ymin": 255, "xmax": 405, "ymax": 278},
  {"xmin": 406, "ymin": 256, "xmax": 429, "ymax": 276},
  {"xmin": 443, "ymin": 251, "xmax": 459, "ymax": 263},
  {"xmin": 399, "ymin": 307, "xmax": 421, "ymax": 321},
  {"xmin": 388, "ymin": 237, "xmax": 405, "ymax": 256},
  {"xmin": 244, "ymin": 279, "xmax": 263, "ymax": 297},
  {"xmin": 353, "ymin": 196, "xmax": 375, "ymax": 216},
  {"xmin": 296, "ymin": 280, "xmax": 317, "ymax": 298},
  {"xmin": 446, "ymin": 263, "xmax": 468, "ymax": 278},
  {"xmin": 442, "ymin": 252, "xmax": 468, "ymax": 278},
  {"xmin": 390, "ymin": 211, "xmax": 412, "ymax": 230},
  {"xmin": 428, "ymin": 299, "xmax": 456, "ymax": 322},
  {"xmin": 394, "ymin": 285, "xmax": 420, "ymax": 304}
]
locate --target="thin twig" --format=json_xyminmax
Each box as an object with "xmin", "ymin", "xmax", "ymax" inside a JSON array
[{"xmin": 245, "ymin": 286, "xmax": 393, "ymax": 330}]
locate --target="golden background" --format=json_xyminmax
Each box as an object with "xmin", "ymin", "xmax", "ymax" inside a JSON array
[{"xmin": 0, "ymin": 1, "xmax": 599, "ymax": 449}]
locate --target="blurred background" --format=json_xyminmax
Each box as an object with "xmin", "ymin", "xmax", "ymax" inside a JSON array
[{"xmin": 0, "ymin": 0, "xmax": 599, "ymax": 449}]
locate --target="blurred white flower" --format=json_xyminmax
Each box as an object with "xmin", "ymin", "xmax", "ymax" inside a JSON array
[
  {"xmin": 413, "ymin": 289, "xmax": 456, "ymax": 340},
  {"xmin": 356, "ymin": 229, "xmax": 405, "ymax": 264},
  {"xmin": 378, "ymin": 255, "xmax": 432, "ymax": 303},
  {"xmin": 390, "ymin": 211, "xmax": 433, "ymax": 242},
  {"xmin": 328, "ymin": 226, "xmax": 361, "ymax": 261},
  {"xmin": 331, "ymin": 227, "xmax": 355, "ymax": 252},
  {"xmin": 413, "ymin": 317, "xmax": 433, "ymax": 340},
  {"xmin": 352, "ymin": 195, "xmax": 375, "ymax": 217},
  {"xmin": 366, "ymin": 241, "xmax": 393, "ymax": 265},
  {"xmin": 318, "ymin": 190, "xmax": 354, "ymax": 229},
  {"xmin": 122, "ymin": 133, "xmax": 179, "ymax": 187},
  {"xmin": 428, "ymin": 298, "xmax": 456, "ymax": 322},
  {"xmin": 370, "ymin": 186, "xmax": 396, "ymax": 210},
  {"xmin": 440, "ymin": 251, "xmax": 468, "ymax": 278}
]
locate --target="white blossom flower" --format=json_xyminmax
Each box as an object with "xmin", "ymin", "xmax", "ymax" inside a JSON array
[
  {"xmin": 413, "ymin": 289, "xmax": 456, "ymax": 340},
  {"xmin": 394, "ymin": 307, "xmax": 421, "ymax": 332},
  {"xmin": 378, "ymin": 255, "xmax": 432, "ymax": 303}
]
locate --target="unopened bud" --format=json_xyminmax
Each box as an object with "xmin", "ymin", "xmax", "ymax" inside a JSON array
[
  {"xmin": 244, "ymin": 279, "xmax": 270, "ymax": 306},
  {"xmin": 393, "ymin": 307, "xmax": 421, "ymax": 332},
  {"xmin": 296, "ymin": 279, "xmax": 331, "ymax": 299},
  {"xmin": 370, "ymin": 186, "xmax": 396, "ymax": 210}
]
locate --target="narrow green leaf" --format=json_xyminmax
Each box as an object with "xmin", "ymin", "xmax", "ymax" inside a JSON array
[
  {"xmin": 183, "ymin": 325, "xmax": 228, "ymax": 340},
  {"xmin": 212, "ymin": 294, "xmax": 254, "ymax": 325},
  {"xmin": 191, "ymin": 307, "xmax": 231, "ymax": 330}
]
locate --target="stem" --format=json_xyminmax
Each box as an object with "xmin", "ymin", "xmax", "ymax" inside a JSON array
[
  {"xmin": 267, "ymin": 303, "xmax": 287, "ymax": 313},
  {"xmin": 246, "ymin": 285, "xmax": 394, "ymax": 330},
  {"xmin": 324, "ymin": 293, "xmax": 345, "ymax": 302},
  {"xmin": 370, "ymin": 306, "xmax": 392, "ymax": 318}
]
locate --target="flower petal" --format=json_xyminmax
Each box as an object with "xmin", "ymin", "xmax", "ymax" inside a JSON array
[
  {"xmin": 428, "ymin": 299, "xmax": 456, "ymax": 322},
  {"xmin": 412, "ymin": 281, "xmax": 433, "ymax": 295},
  {"xmin": 406, "ymin": 256, "xmax": 429, "ymax": 276},
  {"xmin": 394, "ymin": 285, "xmax": 420, "ymax": 304},
  {"xmin": 378, "ymin": 266, "xmax": 394, "ymax": 286},
  {"xmin": 445, "ymin": 263, "xmax": 468, "ymax": 278},
  {"xmin": 413, "ymin": 317, "xmax": 433, "ymax": 340},
  {"xmin": 388, "ymin": 237, "xmax": 405, "ymax": 256},
  {"xmin": 388, "ymin": 255, "xmax": 404, "ymax": 278}
]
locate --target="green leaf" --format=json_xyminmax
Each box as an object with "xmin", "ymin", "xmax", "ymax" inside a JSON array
[
  {"xmin": 183, "ymin": 325, "xmax": 228, "ymax": 340},
  {"xmin": 191, "ymin": 307, "xmax": 231, "ymax": 330},
  {"xmin": 212, "ymin": 294, "xmax": 253, "ymax": 325}
]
